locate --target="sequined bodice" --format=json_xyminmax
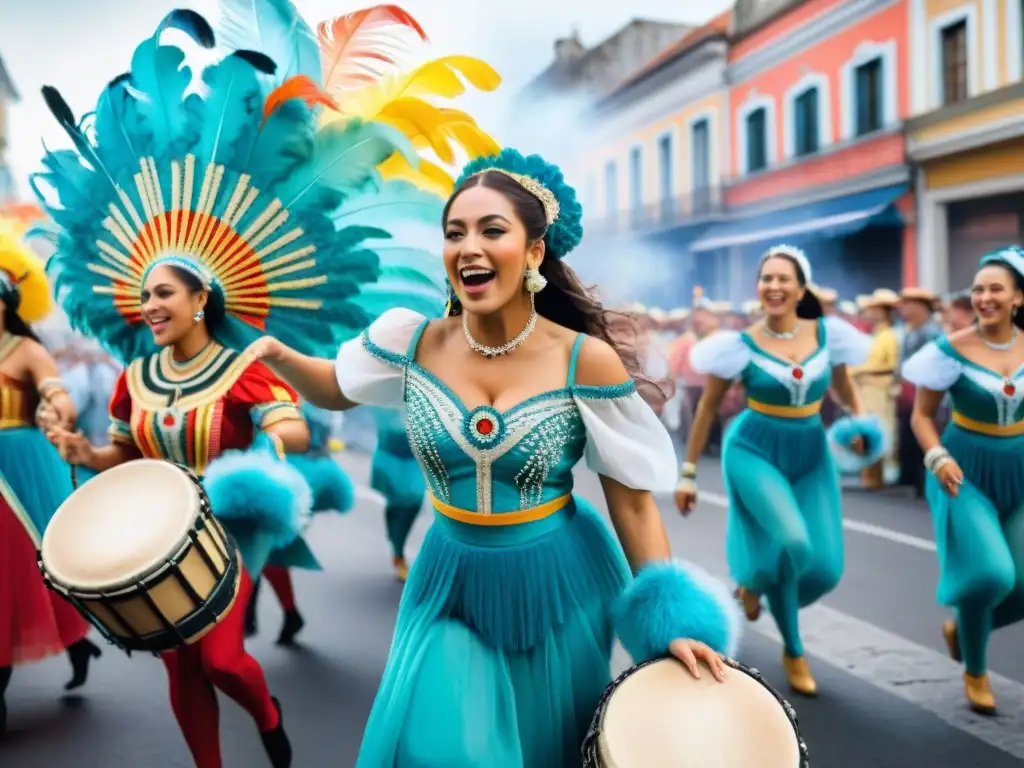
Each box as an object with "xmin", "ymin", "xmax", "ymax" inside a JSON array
[
  {"xmin": 361, "ymin": 327, "xmax": 631, "ymax": 514},
  {"xmin": 940, "ymin": 340, "xmax": 1024, "ymax": 426},
  {"xmin": 0, "ymin": 335, "xmax": 35, "ymax": 430},
  {"xmin": 738, "ymin": 320, "xmax": 832, "ymax": 408}
]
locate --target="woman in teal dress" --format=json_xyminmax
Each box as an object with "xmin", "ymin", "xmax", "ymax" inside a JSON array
[
  {"xmin": 249, "ymin": 149, "xmax": 740, "ymax": 767},
  {"xmin": 677, "ymin": 244, "xmax": 882, "ymax": 697},
  {"xmin": 903, "ymin": 246, "xmax": 1024, "ymax": 715},
  {"xmin": 368, "ymin": 406, "xmax": 426, "ymax": 582}
]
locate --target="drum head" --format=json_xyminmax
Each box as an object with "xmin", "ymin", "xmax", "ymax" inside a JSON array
[
  {"xmin": 42, "ymin": 460, "xmax": 200, "ymax": 590},
  {"xmin": 599, "ymin": 658, "xmax": 802, "ymax": 767}
]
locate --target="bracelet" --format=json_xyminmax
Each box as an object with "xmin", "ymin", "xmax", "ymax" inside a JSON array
[
  {"xmin": 923, "ymin": 446, "xmax": 951, "ymax": 473},
  {"xmin": 267, "ymin": 432, "xmax": 286, "ymax": 460},
  {"xmin": 37, "ymin": 377, "xmax": 68, "ymax": 400},
  {"xmin": 679, "ymin": 461, "xmax": 697, "ymax": 480},
  {"xmin": 676, "ymin": 478, "xmax": 697, "ymax": 494}
]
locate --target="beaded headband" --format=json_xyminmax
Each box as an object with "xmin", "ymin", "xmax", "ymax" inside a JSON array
[
  {"xmin": 141, "ymin": 254, "xmax": 215, "ymax": 292},
  {"xmin": 763, "ymin": 244, "xmax": 813, "ymax": 285},
  {"xmin": 473, "ymin": 168, "xmax": 560, "ymax": 226}
]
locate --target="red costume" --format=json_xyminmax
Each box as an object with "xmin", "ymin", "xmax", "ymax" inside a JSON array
[{"xmin": 107, "ymin": 343, "xmax": 302, "ymax": 768}]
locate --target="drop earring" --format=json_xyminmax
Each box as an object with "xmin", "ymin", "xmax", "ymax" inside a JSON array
[
  {"xmin": 193, "ymin": 309, "xmax": 205, "ymax": 323},
  {"xmin": 524, "ymin": 267, "xmax": 547, "ymax": 294}
]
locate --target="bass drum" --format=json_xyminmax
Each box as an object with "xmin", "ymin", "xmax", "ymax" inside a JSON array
[{"xmin": 582, "ymin": 656, "xmax": 808, "ymax": 767}]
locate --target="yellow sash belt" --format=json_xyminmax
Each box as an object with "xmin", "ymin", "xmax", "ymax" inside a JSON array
[
  {"xmin": 952, "ymin": 411, "xmax": 1024, "ymax": 437},
  {"xmin": 430, "ymin": 493, "xmax": 572, "ymax": 526},
  {"xmin": 746, "ymin": 399, "xmax": 823, "ymax": 419}
]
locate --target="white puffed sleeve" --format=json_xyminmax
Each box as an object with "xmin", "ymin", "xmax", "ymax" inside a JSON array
[
  {"xmin": 901, "ymin": 341, "xmax": 962, "ymax": 391},
  {"xmin": 575, "ymin": 386, "xmax": 678, "ymax": 493},
  {"xmin": 334, "ymin": 307, "xmax": 425, "ymax": 408},
  {"xmin": 689, "ymin": 330, "xmax": 750, "ymax": 381},
  {"xmin": 824, "ymin": 316, "xmax": 872, "ymax": 366}
]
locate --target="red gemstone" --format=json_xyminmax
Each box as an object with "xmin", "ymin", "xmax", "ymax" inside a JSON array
[
  {"xmin": 1004, "ymin": 383, "xmax": 1016, "ymax": 396},
  {"xmin": 476, "ymin": 417, "xmax": 494, "ymax": 436},
  {"xmin": 163, "ymin": 413, "xmax": 175, "ymax": 427},
  {"xmin": 792, "ymin": 367, "xmax": 804, "ymax": 380}
]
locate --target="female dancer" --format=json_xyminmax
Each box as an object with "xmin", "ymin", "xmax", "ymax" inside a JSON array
[
  {"xmin": 902, "ymin": 246, "xmax": 1024, "ymax": 714},
  {"xmin": 34, "ymin": 9, "xmax": 462, "ymax": 765},
  {"xmin": 250, "ymin": 148, "xmax": 740, "ymax": 767},
  {"xmin": 676, "ymin": 245, "xmax": 880, "ymax": 696},
  {"xmin": 369, "ymin": 406, "xmax": 426, "ymax": 582},
  {"xmin": 0, "ymin": 223, "xmax": 101, "ymax": 737},
  {"xmin": 250, "ymin": 402, "xmax": 356, "ymax": 644}
]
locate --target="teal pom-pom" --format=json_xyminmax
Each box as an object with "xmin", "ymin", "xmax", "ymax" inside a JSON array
[
  {"xmin": 204, "ymin": 449, "xmax": 312, "ymax": 551},
  {"xmin": 827, "ymin": 414, "xmax": 889, "ymax": 474},
  {"xmin": 287, "ymin": 454, "xmax": 354, "ymax": 513},
  {"xmin": 455, "ymin": 148, "xmax": 584, "ymax": 260},
  {"xmin": 613, "ymin": 560, "xmax": 741, "ymax": 664}
]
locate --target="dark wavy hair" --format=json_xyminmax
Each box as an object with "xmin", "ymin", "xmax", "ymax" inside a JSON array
[
  {"xmin": 757, "ymin": 249, "xmax": 824, "ymax": 320},
  {"xmin": 977, "ymin": 260, "xmax": 1024, "ymax": 330},
  {"xmin": 442, "ymin": 171, "xmax": 673, "ymax": 407},
  {"xmin": 1, "ymin": 291, "xmax": 41, "ymax": 344}
]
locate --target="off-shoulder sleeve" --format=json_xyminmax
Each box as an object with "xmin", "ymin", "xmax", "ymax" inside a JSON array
[
  {"xmin": 574, "ymin": 382, "xmax": 677, "ymax": 493},
  {"xmin": 689, "ymin": 331, "xmax": 750, "ymax": 381},
  {"xmin": 334, "ymin": 308, "xmax": 426, "ymax": 408},
  {"xmin": 107, "ymin": 371, "xmax": 135, "ymax": 446},
  {"xmin": 231, "ymin": 361, "xmax": 304, "ymax": 429},
  {"xmin": 902, "ymin": 341, "xmax": 962, "ymax": 391},
  {"xmin": 824, "ymin": 316, "xmax": 872, "ymax": 366}
]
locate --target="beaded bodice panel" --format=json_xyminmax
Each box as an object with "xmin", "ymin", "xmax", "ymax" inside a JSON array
[
  {"xmin": 938, "ymin": 340, "xmax": 1024, "ymax": 426},
  {"xmin": 738, "ymin": 320, "xmax": 832, "ymax": 408},
  {"xmin": 0, "ymin": 335, "xmax": 35, "ymax": 430},
  {"xmin": 361, "ymin": 333, "xmax": 633, "ymax": 514}
]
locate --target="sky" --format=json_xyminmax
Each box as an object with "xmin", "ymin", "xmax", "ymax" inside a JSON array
[{"xmin": 0, "ymin": 0, "xmax": 731, "ymax": 199}]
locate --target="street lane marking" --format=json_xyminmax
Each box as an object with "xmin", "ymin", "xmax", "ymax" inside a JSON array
[{"xmin": 697, "ymin": 490, "xmax": 937, "ymax": 552}]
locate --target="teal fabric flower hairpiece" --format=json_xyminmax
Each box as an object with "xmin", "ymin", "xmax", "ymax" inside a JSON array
[
  {"xmin": 455, "ymin": 148, "xmax": 584, "ymax": 260},
  {"xmin": 980, "ymin": 246, "xmax": 1024, "ymax": 282}
]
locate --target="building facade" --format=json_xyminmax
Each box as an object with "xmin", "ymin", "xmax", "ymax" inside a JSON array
[
  {"xmin": 0, "ymin": 55, "xmax": 18, "ymax": 205},
  {"xmin": 906, "ymin": 0, "xmax": 1024, "ymax": 294},
  {"xmin": 570, "ymin": 13, "xmax": 733, "ymax": 307},
  {"xmin": 686, "ymin": 0, "xmax": 914, "ymax": 301}
]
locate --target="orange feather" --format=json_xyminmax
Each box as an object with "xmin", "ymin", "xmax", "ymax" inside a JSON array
[
  {"xmin": 262, "ymin": 75, "xmax": 340, "ymax": 123},
  {"xmin": 317, "ymin": 5, "xmax": 428, "ymax": 97}
]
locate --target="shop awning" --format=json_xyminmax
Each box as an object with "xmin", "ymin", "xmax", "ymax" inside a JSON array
[{"xmin": 689, "ymin": 183, "xmax": 907, "ymax": 253}]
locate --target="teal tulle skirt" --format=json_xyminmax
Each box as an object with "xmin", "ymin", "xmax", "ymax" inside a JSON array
[
  {"xmin": 721, "ymin": 409, "xmax": 844, "ymax": 657},
  {"xmin": 926, "ymin": 424, "xmax": 1024, "ymax": 674},
  {"xmin": 0, "ymin": 427, "xmax": 76, "ymax": 542},
  {"xmin": 356, "ymin": 496, "xmax": 631, "ymax": 768}
]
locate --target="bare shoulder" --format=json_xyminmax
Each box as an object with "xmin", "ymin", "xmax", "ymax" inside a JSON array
[
  {"xmin": 11, "ymin": 336, "xmax": 46, "ymax": 359},
  {"xmin": 415, "ymin": 315, "xmax": 460, "ymax": 358},
  {"xmin": 947, "ymin": 326, "xmax": 977, "ymax": 352},
  {"xmin": 574, "ymin": 334, "xmax": 630, "ymax": 388}
]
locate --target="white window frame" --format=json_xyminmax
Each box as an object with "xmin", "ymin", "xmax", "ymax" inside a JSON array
[
  {"xmin": 1008, "ymin": 0, "xmax": 1024, "ymax": 83},
  {"xmin": 687, "ymin": 107, "xmax": 718, "ymax": 192},
  {"xmin": 628, "ymin": 142, "xmax": 645, "ymax": 211},
  {"xmin": 654, "ymin": 128, "xmax": 677, "ymax": 203},
  {"xmin": 783, "ymin": 72, "xmax": 832, "ymax": 159},
  {"xmin": 839, "ymin": 40, "xmax": 898, "ymax": 141},
  {"xmin": 737, "ymin": 93, "xmax": 777, "ymax": 175},
  {"xmin": 928, "ymin": 5, "xmax": 979, "ymax": 109}
]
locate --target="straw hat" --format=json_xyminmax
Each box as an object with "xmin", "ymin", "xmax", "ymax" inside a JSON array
[
  {"xmin": 862, "ymin": 288, "xmax": 901, "ymax": 309},
  {"xmin": 668, "ymin": 308, "xmax": 691, "ymax": 321},
  {"xmin": 900, "ymin": 286, "xmax": 940, "ymax": 307},
  {"xmin": 741, "ymin": 300, "xmax": 762, "ymax": 314},
  {"xmin": 812, "ymin": 285, "xmax": 838, "ymax": 303},
  {"xmin": 839, "ymin": 300, "xmax": 858, "ymax": 316}
]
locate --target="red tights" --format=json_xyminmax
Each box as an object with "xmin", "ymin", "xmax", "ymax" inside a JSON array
[
  {"xmin": 162, "ymin": 568, "xmax": 278, "ymax": 768},
  {"xmin": 262, "ymin": 566, "xmax": 296, "ymax": 612}
]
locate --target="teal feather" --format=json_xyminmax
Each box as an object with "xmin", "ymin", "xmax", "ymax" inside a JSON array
[
  {"xmin": 38, "ymin": 8, "xmax": 443, "ymax": 363},
  {"xmin": 217, "ymin": 0, "xmax": 321, "ymax": 86}
]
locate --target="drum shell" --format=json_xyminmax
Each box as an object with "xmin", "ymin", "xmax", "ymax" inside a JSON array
[
  {"xmin": 582, "ymin": 656, "xmax": 808, "ymax": 768},
  {"xmin": 40, "ymin": 461, "xmax": 241, "ymax": 654}
]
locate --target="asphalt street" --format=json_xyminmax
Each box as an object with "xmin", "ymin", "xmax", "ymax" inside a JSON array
[{"xmin": 5, "ymin": 451, "xmax": 1024, "ymax": 767}]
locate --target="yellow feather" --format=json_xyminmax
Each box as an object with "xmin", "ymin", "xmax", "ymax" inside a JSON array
[
  {"xmin": 378, "ymin": 154, "xmax": 452, "ymax": 197},
  {"xmin": 0, "ymin": 218, "xmax": 52, "ymax": 323}
]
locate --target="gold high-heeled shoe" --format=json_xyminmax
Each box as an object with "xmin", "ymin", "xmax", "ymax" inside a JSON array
[
  {"xmin": 783, "ymin": 654, "xmax": 818, "ymax": 697},
  {"xmin": 963, "ymin": 672, "xmax": 997, "ymax": 715},
  {"xmin": 734, "ymin": 587, "xmax": 762, "ymax": 621},
  {"xmin": 943, "ymin": 620, "xmax": 961, "ymax": 662},
  {"xmin": 393, "ymin": 556, "xmax": 409, "ymax": 583}
]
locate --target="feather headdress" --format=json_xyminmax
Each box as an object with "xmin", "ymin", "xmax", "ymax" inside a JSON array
[
  {"xmin": 0, "ymin": 217, "xmax": 51, "ymax": 323},
  {"xmin": 33, "ymin": 5, "xmax": 466, "ymax": 363}
]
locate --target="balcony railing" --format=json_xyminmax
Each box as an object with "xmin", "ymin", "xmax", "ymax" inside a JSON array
[{"xmin": 584, "ymin": 186, "xmax": 724, "ymax": 237}]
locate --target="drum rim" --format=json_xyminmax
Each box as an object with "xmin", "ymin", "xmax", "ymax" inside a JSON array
[
  {"xmin": 581, "ymin": 655, "xmax": 809, "ymax": 768},
  {"xmin": 42, "ymin": 459, "xmax": 202, "ymax": 590}
]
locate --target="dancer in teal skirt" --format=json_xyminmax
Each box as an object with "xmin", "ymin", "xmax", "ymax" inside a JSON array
[
  {"xmin": 903, "ymin": 246, "xmax": 1024, "ymax": 715},
  {"xmin": 250, "ymin": 148, "xmax": 740, "ymax": 767},
  {"xmin": 677, "ymin": 244, "xmax": 883, "ymax": 697},
  {"xmin": 368, "ymin": 406, "xmax": 426, "ymax": 582}
]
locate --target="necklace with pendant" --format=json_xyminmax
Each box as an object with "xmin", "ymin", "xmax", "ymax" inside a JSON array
[
  {"xmin": 981, "ymin": 326, "xmax": 1018, "ymax": 351},
  {"xmin": 463, "ymin": 295, "xmax": 538, "ymax": 359}
]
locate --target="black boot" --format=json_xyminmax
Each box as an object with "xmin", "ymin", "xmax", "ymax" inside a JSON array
[
  {"xmin": 260, "ymin": 697, "xmax": 292, "ymax": 768},
  {"xmin": 246, "ymin": 578, "xmax": 261, "ymax": 638},
  {"xmin": 0, "ymin": 666, "xmax": 11, "ymax": 739},
  {"xmin": 65, "ymin": 638, "xmax": 101, "ymax": 691},
  {"xmin": 276, "ymin": 610, "xmax": 305, "ymax": 647}
]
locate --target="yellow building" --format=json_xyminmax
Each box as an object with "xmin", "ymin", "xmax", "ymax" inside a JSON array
[
  {"xmin": 907, "ymin": 0, "xmax": 1024, "ymax": 293},
  {"xmin": 577, "ymin": 12, "xmax": 732, "ymax": 240}
]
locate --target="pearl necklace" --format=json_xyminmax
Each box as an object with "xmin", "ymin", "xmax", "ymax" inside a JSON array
[
  {"xmin": 462, "ymin": 296, "xmax": 538, "ymax": 359},
  {"xmin": 761, "ymin": 323, "xmax": 799, "ymax": 341},
  {"xmin": 980, "ymin": 326, "xmax": 1018, "ymax": 351}
]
